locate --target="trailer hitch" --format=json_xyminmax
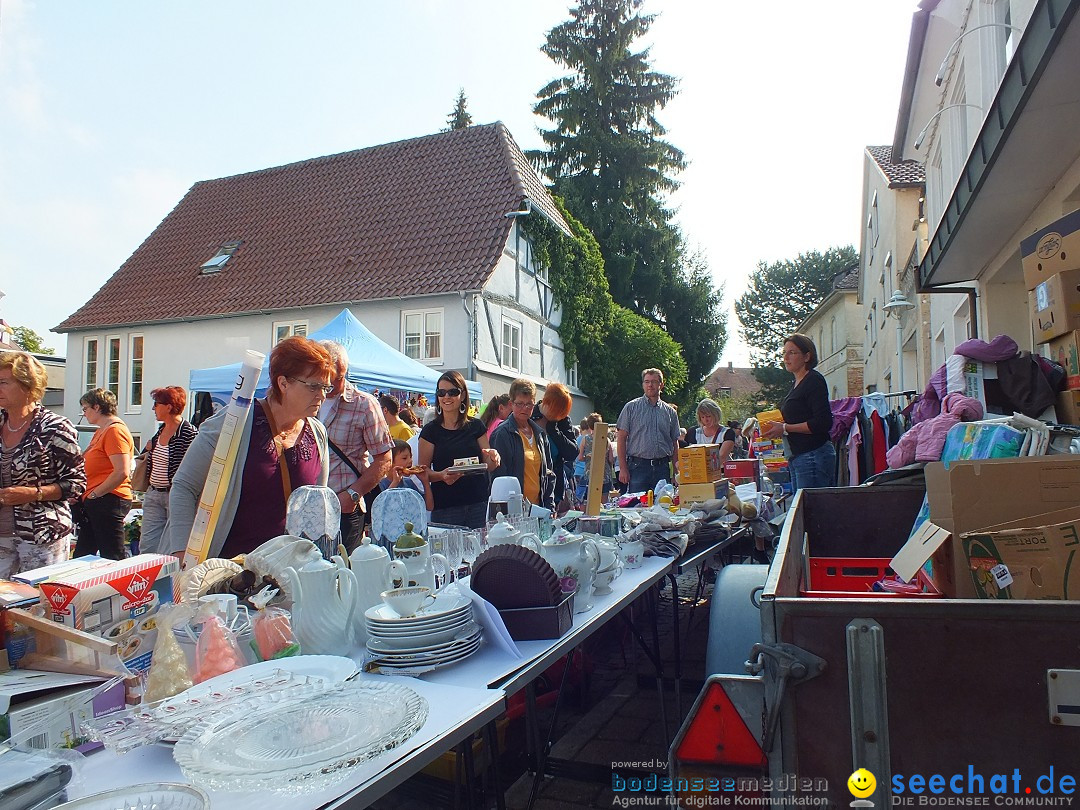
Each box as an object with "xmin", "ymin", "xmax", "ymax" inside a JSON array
[{"xmin": 746, "ymin": 642, "xmax": 826, "ymax": 751}]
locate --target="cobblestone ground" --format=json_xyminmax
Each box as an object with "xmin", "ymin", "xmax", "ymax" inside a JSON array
[{"xmin": 373, "ymin": 563, "xmax": 720, "ymax": 810}]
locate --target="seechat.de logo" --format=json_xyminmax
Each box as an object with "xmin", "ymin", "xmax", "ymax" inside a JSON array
[{"xmin": 848, "ymin": 768, "xmax": 877, "ymax": 807}]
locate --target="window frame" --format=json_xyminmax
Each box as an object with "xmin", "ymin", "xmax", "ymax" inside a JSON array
[
  {"xmin": 400, "ymin": 307, "xmax": 444, "ymax": 364},
  {"xmin": 127, "ymin": 334, "xmax": 144, "ymax": 414},
  {"xmin": 501, "ymin": 316, "xmax": 522, "ymax": 373},
  {"xmin": 83, "ymin": 337, "xmax": 99, "ymax": 393},
  {"xmin": 106, "ymin": 335, "xmax": 121, "ymax": 399},
  {"xmin": 272, "ymin": 320, "xmax": 309, "ymax": 345}
]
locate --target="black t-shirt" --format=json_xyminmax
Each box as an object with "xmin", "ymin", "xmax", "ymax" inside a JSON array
[
  {"xmin": 419, "ymin": 418, "xmax": 489, "ymax": 510},
  {"xmin": 780, "ymin": 369, "xmax": 833, "ymax": 457}
]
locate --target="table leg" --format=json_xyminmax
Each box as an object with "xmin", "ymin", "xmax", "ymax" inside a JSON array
[
  {"xmin": 615, "ymin": 591, "xmax": 668, "ymax": 743},
  {"xmin": 526, "ymin": 648, "xmax": 577, "ymax": 810},
  {"xmin": 462, "ymin": 734, "xmax": 477, "ymax": 810},
  {"xmin": 667, "ymin": 570, "xmax": 682, "ymax": 721},
  {"xmin": 484, "ymin": 719, "xmax": 505, "ymax": 810}
]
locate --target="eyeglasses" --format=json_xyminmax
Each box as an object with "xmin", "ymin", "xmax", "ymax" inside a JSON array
[
  {"xmin": 783, "ymin": 350, "xmax": 807, "ymax": 358},
  {"xmin": 288, "ymin": 377, "xmax": 333, "ymax": 395},
  {"xmin": 511, "ymin": 400, "xmax": 534, "ymax": 410},
  {"xmin": 437, "ymin": 387, "xmax": 462, "ymax": 398}
]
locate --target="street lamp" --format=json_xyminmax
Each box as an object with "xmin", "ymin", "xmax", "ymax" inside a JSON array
[
  {"xmin": 883, "ymin": 291, "xmax": 915, "ymax": 392},
  {"xmin": 934, "ymin": 23, "xmax": 1022, "ymax": 86},
  {"xmin": 913, "ymin": 104, "xmax": 984, "ymax": 150}
]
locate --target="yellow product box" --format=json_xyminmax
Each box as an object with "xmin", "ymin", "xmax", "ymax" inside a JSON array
[
  {"xmin": 677, "ymin": 444, "xmax": 725, "ymax": 484},
  {"xmin": 678, "ymin": 479, "xmax": 730, "ymax": 505},
  {"xmin": 756, "ymin": 409, "xmax": 782, "ymax": 429}
]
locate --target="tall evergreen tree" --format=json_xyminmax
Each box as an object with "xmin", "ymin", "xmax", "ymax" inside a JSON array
[
  {"xmin": 445, "ymin": 88, "xmax": 473, "ymax": 131},
  {"xmin": 531, "ymin": 0, "xmax": 724, "ymax": 403}
]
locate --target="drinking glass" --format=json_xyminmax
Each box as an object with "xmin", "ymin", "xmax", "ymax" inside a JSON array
[
  {"xmin": 461, "ymin": 530, "xmax": 481, "ymax": 574},
  {"xmin": 444, "ymin": 530, "xmax": 464, "ymax": 582}
]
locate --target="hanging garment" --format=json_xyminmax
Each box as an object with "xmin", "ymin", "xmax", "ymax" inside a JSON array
[{"xmin": 885, "ymin": 393, "xmax": 984, "ymax": 468}]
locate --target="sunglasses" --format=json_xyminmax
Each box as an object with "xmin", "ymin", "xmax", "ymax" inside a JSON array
[
  {"xmin": 437, "ymin": 387, "xmax": 462, "ymax": 398},
  {"xmin": 288, "ymin": 377, "xmax": 334, "ymax": 395}
]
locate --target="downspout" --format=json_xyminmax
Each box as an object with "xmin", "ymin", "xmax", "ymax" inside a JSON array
[{"xmin": 460, "ymin": 290, "xmax": 480, "ymax": 384}]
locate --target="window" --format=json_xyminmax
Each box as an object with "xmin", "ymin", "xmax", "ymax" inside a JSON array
[
  {"xmin": 866, "ymin": 191, "xmax": 879, "ymax": 266},
  {"xmin": 869, "ymin": 304, "xmax": 878, "ymax": 347},
  {"xmin": 200, "ymin": 240, "xmax": 241, "ymax": 274},
  {"xmin": 402, "ymin": 308, "xmax": 443, "ymax": 363},
  {"xmin": 567, "ymin": 361, "xmax": 578, "ymax": 390},
  {"xmin": 501, "ymin": 318, "xmax": 521, "ymax": 372},
  {"xmin": 106, "ymin": 336, "xmax": 121, "ymax": 398},
  {"xmin": 717, "ymin": 387, "xmax": 732, "ymax": 399},
  {"xmin": 128, "ymin": 334, "xmax": 144, "ymax": 410},
  {"xmin": 84, "ymin": 338, "xmax": 99, "ymax": 392},
  {"xmin": 273, "ymin": 320, "xmax": 308, "ymax": 344}
]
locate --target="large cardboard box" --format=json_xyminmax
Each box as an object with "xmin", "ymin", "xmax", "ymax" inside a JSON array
[
  {"xmin": 960, "ymin": 505, "xmax": 1080, "ymax": 599},
  {"xmin": 1057, "ymin": 390, "xmax": 1080, "ymax": 425},
  {"xmin": 1029, "ymin": 268, "xmax": 1080, "ymax": 344},
  {"xmin": 925, "ymin": 455, "xmax": 1080, "ymax": 597},
  {"xmin": 1046, "ymin": 330, "xmax": 1080, "ymax": 389},
  {"xmin": 677, "ymin": 444, "xmax": 725, "ymax": 484},
  {"xmin": 37, "ymin": 554, "xmax": 178, "ymax": 674},
  {"xmin": 1020, "ymin": 207, "xmax": 1080, "ymax": 290},
  {"xmin": 677, "ymin": 479, "xmax": 730, "ymax": 504}
]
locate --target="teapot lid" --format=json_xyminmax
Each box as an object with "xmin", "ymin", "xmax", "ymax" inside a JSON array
[
  {"xmin": 299, "ymin": 557, "xmax": 336, "ymax": 572},
  {"xmin": 486, "ymin": 513, "xmax": 520, "ymax": 540},
  {"xmin": 351, "ymin": 536, "xmax": 389, "ymax": 562},
  {"xmin": 395, "ymin": 522, "xmax": 426, "ymax": 549}
]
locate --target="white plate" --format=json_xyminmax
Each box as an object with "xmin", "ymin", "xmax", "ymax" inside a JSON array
[
  {"xmin": 53, "ymin": 783, "xmax": 209, "ymax": 810},
  {"xmin": 365, "ymin": 608, "xmax": 471, "ymax": 634},
  {"xmin": 172, "ymin": 655, "xmax": 357, "ymax": 703},
  {"xmin": 370, "ymin": 637, "xmax": 482, "ymax": 666},
  {"xmin": 368, "ymin": 618, "xmax": 474, "ymax": 648},
  {"xmin": 367, "ymin": 623, "xmax": 480, "ymax": 654},
  {"xmin": 365, "ymin": 592, "xmax": 470, "ymax": 623},
  {"xmin": 374, "ymin": 637, "xmax": 482, "ymax": 670}
]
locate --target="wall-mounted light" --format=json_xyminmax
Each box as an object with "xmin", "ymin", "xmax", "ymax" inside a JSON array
[
  {"xmin": 913, "ymin": 104, "xmax": 984, "ymax": 150},
  {"xmin": 935, "ymin": 23, "xmax": 1022, "ymax": 86}
]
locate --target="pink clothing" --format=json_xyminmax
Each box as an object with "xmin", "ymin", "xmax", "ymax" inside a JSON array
[
  {"xmin": 486, "ymin": 418, "xmax": 504, "ymax": 439},
  {"xmin": 886, "ymin": 393, "xmax": 984, "ymax": 468}
]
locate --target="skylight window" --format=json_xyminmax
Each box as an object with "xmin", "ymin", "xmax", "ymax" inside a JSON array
[{"xmin": 200, "ymin": 240, "xmax": 242, "ymax": 274}]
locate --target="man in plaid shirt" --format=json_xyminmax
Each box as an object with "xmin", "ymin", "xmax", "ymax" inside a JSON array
[{"xmin": 319, "ymin": 341, "xmax": 393, "ymax": 551}]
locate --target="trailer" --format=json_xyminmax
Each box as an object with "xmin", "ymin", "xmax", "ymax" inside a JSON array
[{"xmin": 670, "ymin": 483, "xmax": 1080, "ymax": 807}]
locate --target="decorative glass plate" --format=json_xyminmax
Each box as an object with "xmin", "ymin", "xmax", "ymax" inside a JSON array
[
  {"xmin": 172, "ymin": 681, "xmax": 428, "ymax": 793},
  {"xmin": 51, "ymin": 783, "xmax": 209, "ymax": 810}
]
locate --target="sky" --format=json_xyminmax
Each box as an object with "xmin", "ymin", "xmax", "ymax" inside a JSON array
[{"xmin": 0, "ymin": 0, "xmax": 917, "ymax": 369}]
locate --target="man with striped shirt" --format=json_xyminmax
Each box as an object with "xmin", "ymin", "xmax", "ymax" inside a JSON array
[{"xmin": 616, "ymin": 368, "xmax": 681, "ymax": 494}]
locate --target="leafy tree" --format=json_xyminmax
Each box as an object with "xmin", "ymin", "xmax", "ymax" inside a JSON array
[
  {"xmin": 444, "ymin": 88, "xmax": 473, "ymax": 131},
  {"xmin": 12, "ymin": 325, "xmax": 55, "ymax": 355},
  {"xmin": 530, "ymin": 0, "xmax": 724, "ymax": 403},
  {"xmin": 734, "ymin": 247, "xmax": 857, "ymax": 405}
]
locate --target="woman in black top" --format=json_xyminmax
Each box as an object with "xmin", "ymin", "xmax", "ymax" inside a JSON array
[
  {"xmin": 417, "ymin": 371, "xmax": 500, "ymax": 528},
  {"xmin": 760, "ymin": 334, "xmax": 835, "ymax": 491}
]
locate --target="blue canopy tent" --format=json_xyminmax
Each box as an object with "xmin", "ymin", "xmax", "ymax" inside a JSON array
[{"xmin": 189, "ymin": 309, "xmax": 477, "ymax": 408}]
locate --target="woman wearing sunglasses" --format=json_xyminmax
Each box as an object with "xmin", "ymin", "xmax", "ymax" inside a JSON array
[
  {"xmin": 167, "ymin": 337, "xmax": 335, "ymax": 557},
  {"xmin": 417, "ymin": 371, "xmax": 500, "ymax": 528}
]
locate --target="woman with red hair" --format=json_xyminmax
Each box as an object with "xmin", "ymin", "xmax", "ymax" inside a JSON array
[
  {"xmin": 167, "ymin": 337, "xmax": 334, "ymax": 557},
  {"xmin": 137, "ymin": 386, "xmax": 198, "ymax": 554},
  {"xmin": 532, "ymin": 382, "xmax": 577, "ymax": 505}
]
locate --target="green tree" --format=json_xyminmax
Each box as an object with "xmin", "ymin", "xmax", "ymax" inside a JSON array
[
  {"xmin": 12, "ymin": 325, "xmax": 55, "ymax": 355},
  {"xmin": 444, "ymin": 88, "xmax": 473, "ymax": 131},
  {"xmin": 531, "ymin": 0, "xmax": 724, "ymax": 403},
  {"xmin": 734, "ymin": 247, "xmax": 857, "ymax": 404}
]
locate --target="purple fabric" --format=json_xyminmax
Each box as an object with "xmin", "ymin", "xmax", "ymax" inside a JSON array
[
  {"xmin": 886, "ymin": 392, "xmax": 984, "ymax": 468},
  {"xmin": 954, "ymin": 335, "xmax": 1019, "ymax": 363},
  {"xmin": 829, "ymin": 397, "xmax": 863, "ymax": 443}
]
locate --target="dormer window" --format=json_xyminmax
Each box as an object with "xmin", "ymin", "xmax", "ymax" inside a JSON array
[{"xmin": 200, "ymin": 240, "xmax": 242, "ymax": 274}]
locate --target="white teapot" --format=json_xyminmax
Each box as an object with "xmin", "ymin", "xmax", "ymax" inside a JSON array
[
  {"xmin": 342, "ymin": 539, "xmax": 407, "ymax": 646},
  {"xmin": 284, "ymin": 558, "xmax": 357, "ymax": 656},
  {"xmin": 487, "ymin": 512, "xmax": 541, "ymax": 548}
]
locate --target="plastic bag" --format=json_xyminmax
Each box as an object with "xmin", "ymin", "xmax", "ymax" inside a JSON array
[
  {"xmin": 192, "ymin": 614, "xmax": 246, "ymax": 684},
  {"xmin": 143, "ymin": 604, "xmax": 194, "ymax": 703},
  {"xmin": 249, "ymin": 586, "xmax": 300, "ymax": 661}
]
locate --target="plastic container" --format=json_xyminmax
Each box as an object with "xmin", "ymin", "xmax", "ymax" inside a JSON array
[{"xmin": 801, "ymin": 556, "xmax": 942, "ymax": 599}]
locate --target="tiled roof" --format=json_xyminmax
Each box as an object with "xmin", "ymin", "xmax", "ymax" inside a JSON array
[
  {"xmin": 833, "ymin": 265, "xmax": 860, "ymax": 291},
  {"xmin": 866, "ymin": 145, "xmax": 925, "ymax": 187},
  {"xmin": 57, "ymin": 123, "xmax": 570, "ymax": 331},
  {"xmin": 704, "ymin": 365, "xmax": 763, "ymax": 399}
]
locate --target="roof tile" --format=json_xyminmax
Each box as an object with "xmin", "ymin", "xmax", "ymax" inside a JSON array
[{"xmin": 866, "ymin": 145, "xmax": 925, "ymax": 187}]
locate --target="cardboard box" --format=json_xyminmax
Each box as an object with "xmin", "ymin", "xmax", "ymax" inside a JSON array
[
  {"xmin": 924, "ymin": 455, "xmax": 1080, "ymax": 597},
  {"xmin": 1029, "ymin": 268, "xmax": 1080, "ymax": 343},
  {"xmin": 1057, "ymin": 390, "xmax": 1080, "ymax": 425},
  {"xmin": 37, "ymin": 554, "xmax": 178, "ymax": 674},
  {"xmin": 677, "ymin": 479, "xmax": 730, "ymax": 504},
  {"xmin": 677, "ymin": 444, "xmax": 725, "ymax": 484},
  {"xmin": 960, "ymin": 505, "xmax": 1080, "ymax": 599},
  {"xmin": 0, "ymin": 671, "xmax": 126, "ymax": 751},
  {"xmin": 1020, "ymin": 207, "xmax": 1080, "ymax": 290},
  {"xmin": 1046, "ymin": 330, "xmax": 1080, "ymax": 389}
]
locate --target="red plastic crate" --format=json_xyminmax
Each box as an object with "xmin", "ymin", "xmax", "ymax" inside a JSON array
[{"xmin": 801, "ymin": 556, "xmax": 942, "ymax": 599}]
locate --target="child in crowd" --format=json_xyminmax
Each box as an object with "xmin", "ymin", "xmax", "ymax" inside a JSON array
[{"xmin": 379, "ymin": 439, "xmax": 434, "ymax": 511}]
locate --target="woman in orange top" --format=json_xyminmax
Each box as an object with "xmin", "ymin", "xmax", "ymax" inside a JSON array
[{"xmin": 76, "ymin": 388, "xmax": 134, "ymax": 559}]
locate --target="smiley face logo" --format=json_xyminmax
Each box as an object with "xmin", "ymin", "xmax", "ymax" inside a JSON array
[{"xmin": 848, "ymin": 768, "xmax": 877, "ymax": 799}]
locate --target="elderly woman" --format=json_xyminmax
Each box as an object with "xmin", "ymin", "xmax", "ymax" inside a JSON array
[
  {"xmin": 137, "ymin": 386, "xmax": 198, "ymax": 554},
  {"xmin": 417, "ymin": 371, "xmax": 500, "ymax": 528},
  {"xmin": 491, "ymin": 379, "xmax": 556, "ymax": 512},
  {"xmin": 760, "ymin": 333, "xmax": 835, "ymax": 491},
  {"xmin": 76, "ymin": 388, "xmax": 135, "ymax": 559},
  {"xmin": 687, "ymin": 398, "xmax": 737, "ymax": 463},
  {"xmin": 0, "ymin": 352, "xmax": 85, "ymax": 577},
  {"xmin": 168, "ymin": 337, "xmax": 334, "ymax": 558}
]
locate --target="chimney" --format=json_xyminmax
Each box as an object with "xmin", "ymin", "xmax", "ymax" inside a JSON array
[{"xmin": 728, "ymin": 361, "xmax": 733, "ymax": 373}]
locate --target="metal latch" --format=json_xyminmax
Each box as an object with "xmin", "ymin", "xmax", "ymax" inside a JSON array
[{"xmin": 746, "ymin": 642, "xmax": 826, "ymax": 751}]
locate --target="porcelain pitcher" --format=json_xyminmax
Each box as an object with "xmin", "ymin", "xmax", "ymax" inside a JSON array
[
  {"xmin": 523, "ymin": 529, "xmax": 600, "ymax": 613},
  {"xmin": 341, "ymin": 540, "xmax": 407, "ymax": 646},
  {"xmin": 284, "ymin": 558, "xmax": 358, "ymax": 656},
  {"xmin": 391, "ymin": 538, "xmax": 449, "ymax": 591}
]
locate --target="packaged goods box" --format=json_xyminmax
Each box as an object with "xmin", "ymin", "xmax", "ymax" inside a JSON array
[
  {"xmin": 923, "ymin": 455, "xmax": 1080, "ymax": 597},
  {"xmin": 1029, "ymin": 268, "xmax": 1080, "ymax": 343},
  {"xmin": 960, "ymin": 505, "xmax": 1080, "ymax": 599},
  {"xmin": 677, "ymin": 444, "xmax": 724, "ymax": 484},
  {"xmin": 36, "ymin": 554, "xmax": 178, "ymax": 674},
  {"xmin": 723, "ymin": 458, "xmax": 762, "ymax": 488},
  {"xmin": 1046, "ymin": 330, "xmax": 1080, "ymax": 389},
  {"xmin": 1021, "ymin": 207, "xmax": 1080, "ymax": 290},
  {"xmin": 0, "ymin": 671, "xmax": 126, "ymax": 751},
  {"xmin": 677, "ymin": 479, "xmax": 730, "ymax": 504}
]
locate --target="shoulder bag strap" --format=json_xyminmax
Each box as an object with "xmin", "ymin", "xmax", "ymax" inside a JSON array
[{"xmin": 259, "ymin": 399, "xmax": 293, "ymax": 502}]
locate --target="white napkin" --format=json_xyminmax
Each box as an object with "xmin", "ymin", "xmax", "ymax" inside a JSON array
[{"xmin": 452, "ymin": 581, "xmax": 522, "ymax": 659}]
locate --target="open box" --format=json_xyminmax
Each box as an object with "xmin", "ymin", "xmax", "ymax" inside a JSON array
[{"xmin": 498, "ymin": 592, "xmax": 574, "ymax": 641}]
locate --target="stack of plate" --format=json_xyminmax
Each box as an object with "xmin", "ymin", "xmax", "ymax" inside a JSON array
[{"xmin": 365, "ymin": 591, "xmax": 482, "ymax": 670}]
